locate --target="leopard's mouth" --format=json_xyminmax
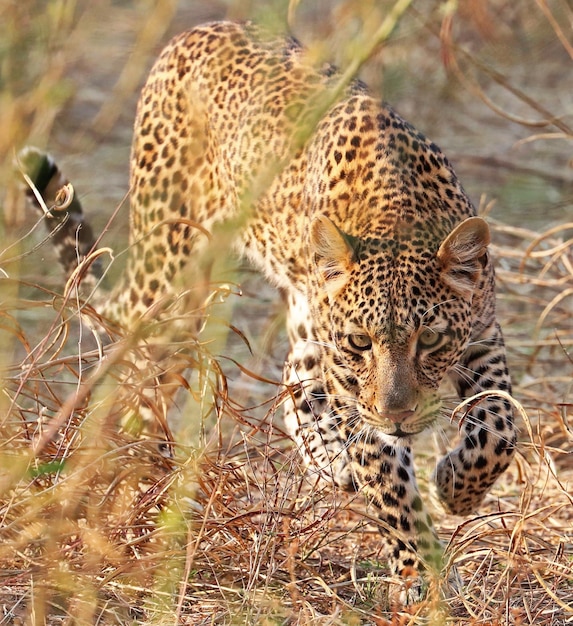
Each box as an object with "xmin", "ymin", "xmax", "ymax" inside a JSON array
[{"xmin": 363, "ymin": 404, "xmax": 440, "ymax": 437}]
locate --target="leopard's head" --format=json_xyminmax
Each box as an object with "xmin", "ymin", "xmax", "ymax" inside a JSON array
[{"xmin": 308, "ymin": 214, "xmax": 490, "ymax": 437}]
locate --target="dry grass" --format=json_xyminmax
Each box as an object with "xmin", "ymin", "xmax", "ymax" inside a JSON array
[
  {"xmin": 2, "ymin": 221, "xmax": 572, "ymax": 624},
  {"xmin": 1, "ymin": 0, "xmax": 572, "ymax": 624}
]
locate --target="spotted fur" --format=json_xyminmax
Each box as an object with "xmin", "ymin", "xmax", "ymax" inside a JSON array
[{"xmin": 21, "ymin": 21, "xmax": 516, "ymax": 598}]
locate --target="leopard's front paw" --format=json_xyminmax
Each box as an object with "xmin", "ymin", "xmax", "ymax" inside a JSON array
[
  {"xmin": 433, "ymin": 452, "xmax": 485, "ymax": 516},
  {"xmin": 387, "ymin": 566, "xmax": 425, "ymax": 605}
]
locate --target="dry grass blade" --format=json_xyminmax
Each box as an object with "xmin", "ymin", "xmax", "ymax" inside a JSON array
[{"xmin": 1, "ymin": 1, "xmax": 573, "ymax": 624}]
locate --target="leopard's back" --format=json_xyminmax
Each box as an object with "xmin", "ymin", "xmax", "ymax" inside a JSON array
[
  {"xmin": 119, "ymin": 22, "xmax": 329, "ymax": 322},
  {"xmin": 122, "ymin": 21, "xmax": 484, "ymax": 326}
]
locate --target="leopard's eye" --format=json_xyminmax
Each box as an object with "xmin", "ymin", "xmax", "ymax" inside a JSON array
[
  {"xmin": 417, "ymin": 327, "xmax": 443, "ymax": 350},
  {"xmin": 348, "ymin": 333, "xmax": 372, "ymax": 351}
]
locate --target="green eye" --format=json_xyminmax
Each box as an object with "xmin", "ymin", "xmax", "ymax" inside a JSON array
[
  {"xmin": 418, "ymin": 327, "xmax": 442, "ymax": 350},
  {"xmin": 348, "ymin": 333, "xmax": 372, "ymax": 351}
]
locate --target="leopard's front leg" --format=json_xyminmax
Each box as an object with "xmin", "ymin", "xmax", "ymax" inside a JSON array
[
  {"xmin": 282, "ymin": 289, "xmax": 355, "ymax": 489},
  {"xmin": 345, "ymin": 434, "xmax": 443, "ymax": 579},
  {"xmin": 437, "ymin": 321, "xmax": 516, "ymax": 515}
]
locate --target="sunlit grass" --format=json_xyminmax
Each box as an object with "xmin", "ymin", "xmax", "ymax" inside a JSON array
[{"xmin": 1, "ymin": 0, "xmax": 572, "ymax": 624}]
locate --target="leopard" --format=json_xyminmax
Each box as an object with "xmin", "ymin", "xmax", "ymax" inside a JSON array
[{"xmin": 19, "ymin": 20, "xmax": 516, "ymax": 599}]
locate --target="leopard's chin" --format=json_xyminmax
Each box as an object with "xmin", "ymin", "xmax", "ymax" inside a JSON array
[{"xmin": 380, "ymin": 423, "xmax": 429, "ymax": 438}]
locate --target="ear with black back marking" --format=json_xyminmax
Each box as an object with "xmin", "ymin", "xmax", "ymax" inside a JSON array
[
  {"xmin": 437, "ymin": 216, "xmax": 490, "ymax": 295},
  {"xmin": 310, "ymin": 216, "xmax": 357, "ymax": 293}
]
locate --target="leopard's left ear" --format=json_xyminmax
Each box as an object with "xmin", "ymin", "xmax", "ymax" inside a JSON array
[
  {"xmin": 437, "ymin": 216, "xmax": 490, "ymax": 295},
  {"xmin": 310, "ymin": 216, "xmax": 357, "ymax": 293}
]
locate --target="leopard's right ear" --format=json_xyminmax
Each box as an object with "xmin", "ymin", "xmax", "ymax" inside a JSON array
[{"xmin": 310, "ymin": 216, "xmax": 357, "ymax": 293}]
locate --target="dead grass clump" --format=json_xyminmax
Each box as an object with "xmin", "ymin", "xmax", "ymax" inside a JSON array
[
  {"xmin": 1, "ymin": 1, "xmax": 573, "ymax": 624},
  {"xmin": 0, "ymin": 280, "xmax": 188, "ymax": 623},
  {"xmin": 4, "ymin": 218, "xmax": 572, "ymax": 624}
]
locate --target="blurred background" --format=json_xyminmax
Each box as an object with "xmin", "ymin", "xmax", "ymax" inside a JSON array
[
  {"xmin": 0, "ymin": 1, "xmax": 572, "ymax": 623},
  {"xmin": 2, "ymin": 0, "xmax": 571, "ymax": 233}
]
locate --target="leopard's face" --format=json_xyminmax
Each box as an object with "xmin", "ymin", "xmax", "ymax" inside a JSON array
[
  {"xmin": 328, "ymin": 262, "xmax": 472, "ymax": 436},
  {"xmin": 309, "ymin": 216, "xmax": 490, "ymax": 438}
]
